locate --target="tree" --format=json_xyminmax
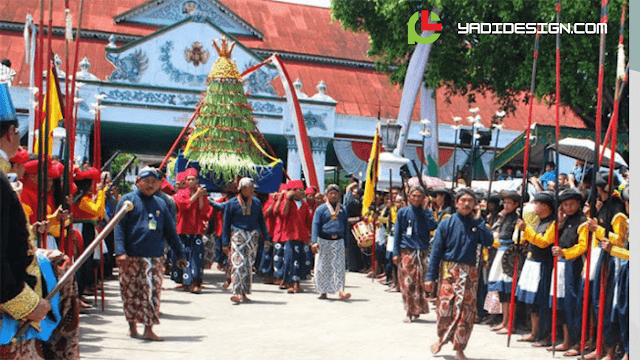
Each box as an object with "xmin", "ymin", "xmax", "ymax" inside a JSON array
[
  {"xmin": 331, "ymin": 0, "xmax": 628, "ymax": 131},
  {"xmin": 183, "ymin": 37, "xmax": 267, "ymax": 182}
]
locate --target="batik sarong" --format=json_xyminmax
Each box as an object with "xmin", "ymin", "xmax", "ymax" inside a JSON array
[
  {"xmin": 436, "ymin": 261, "xmax": 479, "ymax": 351},
  {"xmin": 273, "ymin": 242, "xmax": 285, "ymax": 279},
  {"xmin": 202, "ymin": 234, "xmax": 216, "ymax": 269},
  {"xmin": 118, "ymin": 257, "xmax": 163, "ymax": 326},
  {"xmin": 180, "ymin": 234, "xmax": 204, "ymax": 287},
  {"xmin": 397, "ymin": 248, "xmax": 429, "ymax": 316},
  {"xmin": 314, "ymin": 238, "xmax": 346, "ymax": 294},
  {"xmin": 258, "ymin": 242, "xmax": 274, "ymax": 276},
  {"xmin": 282, "ymin": 240, "xmax": 309, "ymax": 284},
  {"xmin": 0, "ymin": 250, "xmax": 80, "ymax": 360},
  {"xmin": 229, "ymin": 229, "xmax": 259, "ymax": 296}
]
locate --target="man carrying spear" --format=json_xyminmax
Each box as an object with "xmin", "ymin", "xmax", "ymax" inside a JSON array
[
  {"xmin": 114, "ymin": 167, "xmax": 187, "ymax": 341},
  {"xmin": 0, "ymin": 83, "xmax": 79, "ymax": 359}
]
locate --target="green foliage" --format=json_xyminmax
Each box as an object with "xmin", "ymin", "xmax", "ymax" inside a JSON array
[
  {"xmin": 184, "ymin": 79, "xmax": 267, "ymax": 182},
  {"xmin": 110, "ymin": 153, "xmax": 139, "ymax": 194},
  {"xmin": 331, "ymin": 0, "xmax": 629, "ymax": 130}
]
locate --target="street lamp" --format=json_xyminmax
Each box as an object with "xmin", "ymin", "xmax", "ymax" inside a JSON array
[
  {"xmin": 487, "ymin": 110, "xmax": 506, "ymax": 195},
  {"xmin": 467, "ymin": 110, "xmax": 482, "ymax": 186},
  {"xmin": 380, "ymin": 120, "xmax": 402, "ymax": 152},
  {"xmin": 419, "ymin": 118, "xmax": 432, "ymax": 176},
  {"xmin": 378, "ymin": 119, "xmax": 409, "ymax": 188},
  {"xmin": 450, "ymin": 116, "xmax": 462, "ymax": 189}
]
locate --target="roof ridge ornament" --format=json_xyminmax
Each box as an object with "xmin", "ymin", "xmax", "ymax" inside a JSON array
[
  {"xmin": 212, "ymin": 36, "xmax": 235, "ymax": 59},
  {"xmin": 310, "ymin": 80, "xmax": 336, "ymax": 103}
]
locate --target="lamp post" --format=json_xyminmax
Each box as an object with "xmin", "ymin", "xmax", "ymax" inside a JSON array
[
  {"xmin": 450, "ymin": 116, "xmax": 462, "ymax": 189},
  {"xmin": 467, "ymin": 107, "xmax": 482, "ymax": 187},
  {"xmin": 378, "ymin": 119, "xmax": 409, "ymax": 188},
  {"xmin": 487, "ymin": 111, "xmax": 506, "ymax": 195},
  {"xmin": 419, "ymin": 118, "xmax": 432, "ymax": 177}
]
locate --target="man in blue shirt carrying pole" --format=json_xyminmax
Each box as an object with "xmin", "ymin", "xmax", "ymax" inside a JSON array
[{"xmin": 114, "ymin": 167, "xmax": 187, "ymax": 341}]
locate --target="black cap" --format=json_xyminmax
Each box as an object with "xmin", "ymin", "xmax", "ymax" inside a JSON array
[
  {"xmin": 500, "ymin": 190, "xmax": 521, "ymax": 203},
  {"xmin": 430, "ymin": 187, "xmax": 452, "ymax": 196},
  {"xmin": 558, "ymin": 188, "xmax": 583, "ymax": 203},
  {"xmin": 533, "ymin": 191, "xmax": 555, "ymax": 206}
]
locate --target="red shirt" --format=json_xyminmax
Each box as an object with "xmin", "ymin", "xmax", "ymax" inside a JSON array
[
  {"xmin": 278, "ymin": 198, "xmax": 311, "ymax": 243},
  {"xmin": 20, "ymin": 178, "xmax": 55, "ymax": 224},
  {"xmin": 262, "ymin": 196, "xmax": 277, "ymax": 239},
  {"xmin": 174, "ymin": 188, "xmax": 212, "ymax": 235},
  {"xmin": 213, "ymin": 195, "xmax": 231, "ymax": 237}
]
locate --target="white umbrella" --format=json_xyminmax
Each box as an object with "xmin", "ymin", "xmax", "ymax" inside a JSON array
[{"xmin": 549, "ymin": 138, "xmax": 627, "ymax": 169}]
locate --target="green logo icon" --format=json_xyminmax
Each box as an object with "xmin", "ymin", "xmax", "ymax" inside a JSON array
[{"xmin": 408, "ymin": 11, "xmax": 442, "ymax": 45}]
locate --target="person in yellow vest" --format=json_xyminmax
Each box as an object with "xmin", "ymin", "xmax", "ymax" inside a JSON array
[{"xmin": 72, "ymin": 166, "xmax": 106, "ymax": 307}]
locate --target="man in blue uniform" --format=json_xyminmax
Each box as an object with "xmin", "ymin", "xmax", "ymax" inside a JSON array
[
  {"xmin": 221, "ymin": 177, "xmax": 270, "ymax": 304},
  {"xmin": 310, "ymin": 184, "xmax": 350, "ymax": 300},
  {"xmin": 427, "ymin": 187, "xmax": 493, "ymax": 360},
  {"xmin": 115, "ymin": 167, "xmax": 187, "ymax": 341}
]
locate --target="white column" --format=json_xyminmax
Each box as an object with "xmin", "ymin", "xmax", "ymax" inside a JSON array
[
  {"xmin": 311, "ymin": 138, "xmax": 329, "ymax": 189},
  {"xmin": 286, "ymin": 136, "xmax": 302, "ymax": 180},
  {"xmin": 75, "ymin": 121, "xmax": 92, "ymax": 166}
]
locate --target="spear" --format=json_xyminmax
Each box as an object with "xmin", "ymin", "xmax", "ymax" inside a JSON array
[
  {"xmin": 67, "ymin": 0, "xmax": 85, "ymax": 169},
  {"xmin": 596, "ymin": 3, "xmax": 626, "ymax": 358},
  {"xmin": 159, "ymin": 103, "xmax": 203, "ymax": 171},
  {"xmin": 13, "ymin": 201, "xmax": 134, "ymax": 340},
  {"xmin": 551, "ymin": 1, "xmax": 562, "ymax": 356},
  {"xmin": 580, "ymin": 0, "xmax": 609, "ymax": 356},
  {"xmin": 506, "ymin": 28, "xmax": 541, "ymax": 348}
]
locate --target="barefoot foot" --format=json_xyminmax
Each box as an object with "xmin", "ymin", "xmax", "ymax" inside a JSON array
[{"xmin": 430, "ymin": 340, "xmax": 443, "ymax": 354}]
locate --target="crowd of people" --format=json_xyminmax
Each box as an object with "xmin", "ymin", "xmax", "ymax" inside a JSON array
[{"xmin": 1, "ymin": 109, "xmax": 630, "ymax": 360}]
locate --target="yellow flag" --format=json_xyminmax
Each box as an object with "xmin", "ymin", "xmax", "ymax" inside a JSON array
[
  {"xmin": 362, "ymin": 121, "xmax": 380, "ymax": 217},
  {"xmin": 35, "ymin": 68, "xmax": 64, "ymax": 155}
]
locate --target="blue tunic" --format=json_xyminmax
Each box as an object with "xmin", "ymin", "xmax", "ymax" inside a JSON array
[
  {"xmin": 392, "ymin": 205, "xmax": 437, "ymax": 257},
  {"xmin": 115, "ymin": 189, "xmax": 186, "ymax": 259},
  {"xmin": 221, "ymin": 196, "xmax": 270, "ymax": 247},
  {"xmin": 426, "ymin": 212, "xmax": 493, "ymax": 281},
  {"xmin": 310, "ymin": 202, "xmax": 349, "ymax": 244}
]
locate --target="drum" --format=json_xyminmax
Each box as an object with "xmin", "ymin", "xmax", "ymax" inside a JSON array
[{"xmin": 351, "ymin": 221, "xmax": 375, "ymax": 249}]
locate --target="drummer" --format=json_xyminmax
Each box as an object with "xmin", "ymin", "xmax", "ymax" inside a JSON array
[{"xmin": 392, "ymin": 185, "xmax": 437, "ymax": 323}]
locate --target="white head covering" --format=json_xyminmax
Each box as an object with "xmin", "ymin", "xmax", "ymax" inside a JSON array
[{"xmin": 237, "ymin": 177, "xmax": 256, "ymax": 190}]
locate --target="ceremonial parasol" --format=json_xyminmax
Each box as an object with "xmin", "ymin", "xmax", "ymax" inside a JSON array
[
  {"xmin": 407, "ymin": 175, "xmax": 446, "ymax": 188},
  {"xmin": 549, "ymin": 138, "xmax": 627, "ymax": 169}
]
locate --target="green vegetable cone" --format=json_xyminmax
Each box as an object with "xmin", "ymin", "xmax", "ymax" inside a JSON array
[{"xmin": 183, "ymin": 36, "xmax": 267, "ymax": 182}]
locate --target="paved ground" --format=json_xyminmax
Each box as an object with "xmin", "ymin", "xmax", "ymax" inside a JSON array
[{"xmin": 79, "ymin": 269, "xmax": 561, "ymax": 360}]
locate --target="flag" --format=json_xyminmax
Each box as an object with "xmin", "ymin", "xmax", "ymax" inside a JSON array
[
  {"xmin": 362, "ymin": 121, "xmax": 381, "ymax": 217},
  {"xmin": 35, "ymin": 66, "xmax": 64, "ymax": 155},
  {"xmin": 239, "ymin": 54, "xmax": 319, "ymax": 189}
]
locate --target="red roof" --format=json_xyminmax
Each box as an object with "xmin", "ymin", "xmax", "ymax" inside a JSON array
[
  {"xmin": 0, "ymin": 0, "xmax": 158, "ymax": 37},
  {"xmin": 435, "ymin": 89, "xmax": 585, "ymax": 131},
  {"xmin": 0, "ymin": 33, "xmax": 116, "ymax": 87},
  {"xmin": 1, "ymin": 0, "xmax": 586, "ymax": 132},
  {"xmin": 222, "ymin": 0, "xmax": 372, "ymax": 62}
]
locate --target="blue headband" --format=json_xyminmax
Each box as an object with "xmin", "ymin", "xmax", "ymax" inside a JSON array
[{"xmin": 139, "ymin": 169, "xmax": 160, "ymax": 180}]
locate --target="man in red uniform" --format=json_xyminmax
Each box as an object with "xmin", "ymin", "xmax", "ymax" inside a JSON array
[
  {"xmin": 173, "ymin": 167, "xmax": 211, "ymax": 293},
  {"xmin": 278, "ymin": 179, "xmax": 311, "ymax": 293}
]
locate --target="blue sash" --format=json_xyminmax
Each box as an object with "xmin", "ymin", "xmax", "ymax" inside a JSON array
[{"xmin": 0, "ymin": 251, "xmax": 62, "ymax": 345}]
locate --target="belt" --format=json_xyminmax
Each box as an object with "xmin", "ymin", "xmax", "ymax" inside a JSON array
[{"xmin": 320, "ymin": 233, "xmax": 342, "ymax": 240}]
